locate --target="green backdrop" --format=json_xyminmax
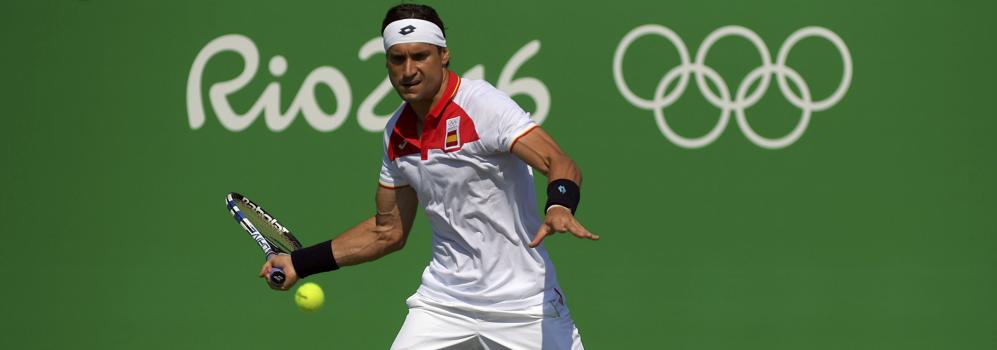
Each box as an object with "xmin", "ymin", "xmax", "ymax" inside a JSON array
[{"xmin": 2, "ymin": 0, "xmax": 995, "ymax": 349}]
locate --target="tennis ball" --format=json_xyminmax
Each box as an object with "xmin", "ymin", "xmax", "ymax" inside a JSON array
[{"xmin": 294, "ymin": 282, "xmax": 325, "ymax": 311}]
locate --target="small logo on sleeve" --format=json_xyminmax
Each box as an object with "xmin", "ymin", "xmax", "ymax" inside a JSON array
[{"xmin": 444, "ymin": 116, "xmax": 461, "ymax": 150}]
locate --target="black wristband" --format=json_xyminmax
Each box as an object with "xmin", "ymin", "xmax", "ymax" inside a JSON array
[
  {"xmin": 290, "ymin": 240, "xmax": 339, "ymax": 279},
  {"xmin": 545, "ymin": 179, "xmax": 580, "ymax": 214}
]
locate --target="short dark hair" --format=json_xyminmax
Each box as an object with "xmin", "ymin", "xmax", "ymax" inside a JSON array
[{"xmin": 381, "ymin": 4, "xmax": 447, "ymax": 38}]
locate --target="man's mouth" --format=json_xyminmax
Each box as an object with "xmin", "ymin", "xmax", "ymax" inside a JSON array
[{"xmin": 401, "ymin": 80, "xmax": 421, "ymax": 88}]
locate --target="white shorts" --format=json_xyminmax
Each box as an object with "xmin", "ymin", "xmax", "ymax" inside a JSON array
[{"xmin": 390, "ymin": 293, "xmax": 584, "ymax": 350}]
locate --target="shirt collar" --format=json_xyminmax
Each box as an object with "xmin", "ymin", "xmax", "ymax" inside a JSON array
[{"xmin": 426, "ymin": 69, "xmax": 461, "ymax": 120}]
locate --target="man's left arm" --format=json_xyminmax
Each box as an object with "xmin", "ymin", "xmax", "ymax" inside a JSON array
[{"xmin": 510, "ymin": 127, "xmax": 600, "ymax": 248}]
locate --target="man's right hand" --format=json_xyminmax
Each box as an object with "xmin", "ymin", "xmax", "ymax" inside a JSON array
[{"xmin": 259, "ymin": 254, "xmax": 299, "ymax": 291}]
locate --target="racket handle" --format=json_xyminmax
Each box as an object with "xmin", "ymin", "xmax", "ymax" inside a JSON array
[{"xmin": 269, "ymin": 266, "xmax": 286, "ymax": 287}]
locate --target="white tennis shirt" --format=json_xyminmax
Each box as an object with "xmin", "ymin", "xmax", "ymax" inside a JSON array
[{"xmin": 379, "ymin": 70, "xmax": 562, "ymax": 311}]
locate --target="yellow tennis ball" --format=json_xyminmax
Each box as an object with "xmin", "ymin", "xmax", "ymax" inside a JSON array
[{"xmin": 294, "ymin": 282, "xmax": 324, "ymax": 311}]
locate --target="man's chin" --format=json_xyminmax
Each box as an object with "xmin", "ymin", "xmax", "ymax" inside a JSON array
[{"xmin": 399, "ymin": 91, "xmax": 427, "ymax": 103}]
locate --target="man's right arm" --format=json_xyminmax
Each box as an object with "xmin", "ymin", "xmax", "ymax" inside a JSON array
[
  {"xmin": 260, "ymin": 184, "xmax": 418, "ymax": 290},
  {"xmin": 331, "ymin": 185, "xmax": 418, "ymax": 266}
]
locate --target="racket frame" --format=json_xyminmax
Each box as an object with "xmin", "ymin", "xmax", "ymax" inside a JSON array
[{"xmin": 225, "ymin": 192, "xmax": 301, "ymax": 287}]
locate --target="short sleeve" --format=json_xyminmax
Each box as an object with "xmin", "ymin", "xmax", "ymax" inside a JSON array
[
  {"xmin": 379, "ymin": 154, "xmax": 408, "ymax": 188},
  {"xmin": 478, "ymin": 89, "xmax": 538, "ymax": 152}
]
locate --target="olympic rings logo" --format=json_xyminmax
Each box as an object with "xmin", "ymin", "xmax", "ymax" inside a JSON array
[{"xmin": 613, "ymin": 25, "xmax": 852, "ymax": 149}]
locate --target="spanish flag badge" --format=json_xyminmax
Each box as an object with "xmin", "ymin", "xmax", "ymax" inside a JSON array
[{"xmin": 444, "ymin": 117, "xmax": 460, "ymax": 150}]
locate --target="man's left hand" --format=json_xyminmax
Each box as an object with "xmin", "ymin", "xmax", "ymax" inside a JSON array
[{"xmin": 529, "ymin": 206, "xmax": 600, "ymax": 248}]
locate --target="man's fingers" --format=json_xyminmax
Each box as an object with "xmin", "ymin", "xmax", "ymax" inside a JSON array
[
  {"xmin": 531, "ymin": 215, "xmax": 601, "ymax": 247},
  {"xmin": 529, "ymin": 224, "xmax": 552, "ymax": 248},
  {"xmin": 567, "ymin": 220, "xmax": 600, "ymax": 240},
  {"xmin": 259, "ymin": 260, "xmax": 271, "ymax": 278}
]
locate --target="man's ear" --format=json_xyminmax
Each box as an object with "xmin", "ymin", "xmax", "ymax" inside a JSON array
[{"xmin": 439, "ymin": 47, "xmax": 450, "ymax": 66}]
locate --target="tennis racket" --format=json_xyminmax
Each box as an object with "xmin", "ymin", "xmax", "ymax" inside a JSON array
[{"xmin": 225, "ymin": 192, "xmax": 302, "ymax": 287}]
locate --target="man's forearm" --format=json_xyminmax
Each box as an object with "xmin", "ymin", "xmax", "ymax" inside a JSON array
[
  {"xmin": 330, "ymin": 215, "xmax": 405, "ymax": 267},
  {"xmin": 547, "ymin": 154, "xmax": 582, "ymax": 185}
]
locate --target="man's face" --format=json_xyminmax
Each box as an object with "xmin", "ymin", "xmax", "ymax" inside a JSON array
[{"xmin": 386, "ymin": 43, "xmax": 450, "ymax": 104}]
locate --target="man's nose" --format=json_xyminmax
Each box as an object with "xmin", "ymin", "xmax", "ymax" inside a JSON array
[{"xmin": 403, "ymin": 58, "xmax": 418, "ymax": 78}]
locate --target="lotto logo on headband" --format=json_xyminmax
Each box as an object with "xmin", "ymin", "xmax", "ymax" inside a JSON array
[
  {"xmin": 613, "ymin": 25, "xmax": 853, "ymax": 149},
  {"xmin": 400, "ymin": 25, "xmax": 416, "ymax": 36}
]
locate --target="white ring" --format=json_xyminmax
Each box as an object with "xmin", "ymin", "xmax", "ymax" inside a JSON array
[
  {"xmin": 694, "ymin": 26, "xmax": 772, "ymax": 110},
  {"xmin": 776, "ymin": 26, "xmax": 852, "ymax": 111},
  {"xmin": 654, "ymin": 64, "xmax": 731, "ymax": 149},
  {"xmin": 736, "ymin": 65, "xmax": 812, "ymax": 149},
  {"xmin": 613, "ymin": 24, "xmax": 691, "ymax": 110}
]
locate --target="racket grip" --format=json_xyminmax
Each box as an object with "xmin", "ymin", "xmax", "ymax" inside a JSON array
[{"xmin": 269, "ymin": 267, "xmax": 286, "ymax": 287}]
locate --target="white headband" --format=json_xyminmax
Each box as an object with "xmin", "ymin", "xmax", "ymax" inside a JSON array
[{"xmin": 382, "ymin": 18, "xmax": 447, "ymax": 51}]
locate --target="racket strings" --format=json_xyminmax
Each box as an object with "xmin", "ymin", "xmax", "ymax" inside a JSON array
[{"xmin": 235, "ymin": 201, "xmax": 300, "ymax": 254}]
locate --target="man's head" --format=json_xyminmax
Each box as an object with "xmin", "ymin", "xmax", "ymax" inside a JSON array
[{"xmin": 381, "ymin": 4, "xmax": 450, "ymax": 105}]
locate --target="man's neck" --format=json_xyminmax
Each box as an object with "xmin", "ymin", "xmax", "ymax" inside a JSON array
[{"xmin": 410, "ymin": 69, "xmax": 450, "ymax": 124}]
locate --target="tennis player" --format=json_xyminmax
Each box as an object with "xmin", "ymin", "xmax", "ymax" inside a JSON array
[{"xmin": 261, "ymin": 4, "xmax": 597, "ymax": 349}]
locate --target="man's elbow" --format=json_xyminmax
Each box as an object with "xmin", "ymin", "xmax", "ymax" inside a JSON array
[
  {"xmin": 383, "ymin": 230, "xmax": 408, "ymax": 253},
  {"xmin": 389, "ymin": 236, "xmax": 407, "ymax": 252}
]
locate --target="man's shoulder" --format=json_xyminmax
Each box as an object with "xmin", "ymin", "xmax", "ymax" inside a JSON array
[{"xmin": 454, "ymin": 77, "xmax": 515, "ymax": 114}]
